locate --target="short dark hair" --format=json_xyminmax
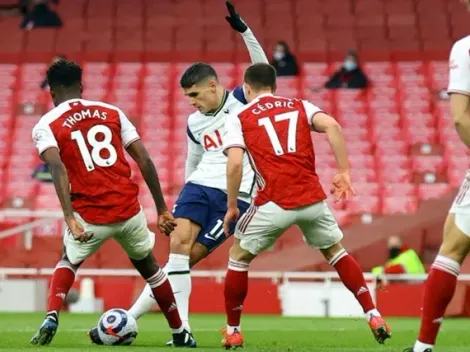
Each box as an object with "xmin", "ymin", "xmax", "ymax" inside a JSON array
[
  {"xmin": 180, "ymin": 62, "xmax": 218, "ymax": 88},
  {"xmin": 244, "ymin": 63, "xmax": 277, "ymax": 91},
  {"xmin": 46, "ymin": 59, "xmax": 82, "ymax": 90},
  {"xmin": 276, "ymin": 40, "xmax": 290, "ymax": 52}
]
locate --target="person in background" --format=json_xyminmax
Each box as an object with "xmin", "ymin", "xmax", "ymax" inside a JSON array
[
  {"xmin": 270, "ymin": 40, "xmax": 299, "ymax": 77},
  {"xmin": 325, "ymin": 50, "xmax": 369, "ymax": 89},
  {"xmin": 41, "ymin": 54, "xmax": 66, "ymax": 89},
  {"xmin": 372, "ymin": 235, "xmax": 426, "ymax": 276},
  {"xmin": 21, "ymin": 0, "xmax": 62, "ymax": 30}
]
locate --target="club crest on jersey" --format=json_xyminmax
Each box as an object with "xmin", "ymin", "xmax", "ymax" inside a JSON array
[
  {"xmin": 203, "ymin": 130, "xmax": 223, "ymax": 151},
  {"xmin": 33, "ymin": 130, "xmax": 44, "ymax": 143}
]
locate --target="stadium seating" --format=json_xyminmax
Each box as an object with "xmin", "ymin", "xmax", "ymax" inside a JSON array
[
  {"xmin": 0, "ymin": 0, "xmax": 464, "ymax": 62},
  {"xmin": 0, "ymin": 59, "xmax": 459, "ymax": 222}
]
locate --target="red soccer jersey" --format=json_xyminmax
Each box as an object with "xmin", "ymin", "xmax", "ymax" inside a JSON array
[
  {"xmin": 223, "ymin": 94, "xmax": 327, "ymax": 209},
  {"xmin": 32, "ymin": 99, "xmax": 141, "ymax": 224}
]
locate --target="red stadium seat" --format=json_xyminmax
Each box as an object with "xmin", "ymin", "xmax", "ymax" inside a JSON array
[
  {"xmin": 418, "ymin": 183, "xmax": 452, "ymax": 201},
  {"xmin": 347, "ymin": 196, "xmax": 380, "ymax": 214},
  {"xmin": 382, "ymin": 196, "xmax": 418, "ymax": 215}
]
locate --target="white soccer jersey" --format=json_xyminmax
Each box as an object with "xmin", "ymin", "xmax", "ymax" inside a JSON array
[
  {"xmin": 185, "ymin": 90, "xmax": 256, "ymax": 199},
  {"xmin": 448, "ymin": 35, "xmax": 470, "ymax": 95},
  {"xmin": 182, "ymin": 27, "xmax": 268, "ymax": 200}
]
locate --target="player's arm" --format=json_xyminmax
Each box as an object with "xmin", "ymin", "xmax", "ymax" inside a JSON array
[
  {"xmin": 448, "ymin": 41, "xmax": 470, "ymax": 148},
  {"xmin": 451, "ymin": 94, "xmax": 470, "ymax": 148},
  {"xmin": 225, "ymin": 1, "xmax": 268, "ymax": 64},
  {"xmin": 303, "ymin": 100, "xmax": 355, "ymax": 201},
  {"xmin": 185, "ymin": 126, "xmax": 204, "ymax": 180},
  {"xmin": 41, "ymin": 148, "xmax": 74, "ymax": 221},
  {"xmin": 32, "ymin": 124, "xmax": 91, "ymax": 242},
  {"xmin": 312, "ymin": 113, "xmax": 349, "ymax": 172},
  {"xmin": 119, "ymin": 110, "xmax": 176, "ymax": 234},
  {"xmin": 222, "ymin": 114, "xmax": 246, "ymax": 234},
  {"xmin": 226, "ymin": 147, "xmax": 244, "ymax": 209},
  {"xmin": 127, "ymin": 141, "xmax": 168, "ymax": 213},
  {"xmin": 304, "ymin": 100, "xmax": 349, "ymax": 172}
]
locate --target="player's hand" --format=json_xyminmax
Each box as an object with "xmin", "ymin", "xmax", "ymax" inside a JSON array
[
  {"xmin": 158, "ymin": 210, "xmax": 177, "ymax": 236},
  {"xmin": 330, "ymin": 171, "xmax": 356, "ymax": 202},
  {"xmin": 223, "ymin": 206, "xmax": 240, "ymax": 235},
  {"xmin": 225, "ymin": 1, "xmax": 248, "ymax": 33},
  {"xmin": 66, "ymin": 217, "xmax": 93, "ymax": 243}
]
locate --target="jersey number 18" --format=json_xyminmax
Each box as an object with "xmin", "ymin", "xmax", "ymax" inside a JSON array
[
  {"xmin": 258, "ymin": 111, "xmax": 299, "ymax": 156},
  {"xmin": 71, "ymin": 124, "xmax": 117, "ymax": 171}
]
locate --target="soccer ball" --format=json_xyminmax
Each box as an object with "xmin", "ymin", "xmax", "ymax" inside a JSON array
[{"xmin": 97, "ymin": 308, "xmax": 138, "ymax": 345}]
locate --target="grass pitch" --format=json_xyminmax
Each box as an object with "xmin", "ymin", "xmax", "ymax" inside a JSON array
[{"xmin": 0, "ymin": 313, "xmax": 468, "ymax": 351}]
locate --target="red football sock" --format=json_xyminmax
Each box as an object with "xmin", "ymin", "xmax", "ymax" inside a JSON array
[
  {"xmin": 47, "ymin": 263, "xmax": 76, "ymax": 320},
  {"xmin": 147, "ymin": 269, "xmax": 182, "ymax": 330},
  {"xmin": 225, "ymin": 259, "xmax": 249, "ymax": 327},
  {"xmin": 330, "ymin": 250, "xmax": 375, "ymax": 313},
  {"xmin": 418, "ymin": 255, "xmax": 459, "ymax": 345}
]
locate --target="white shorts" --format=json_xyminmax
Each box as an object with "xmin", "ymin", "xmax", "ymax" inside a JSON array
[
  {"xmin": 449, "ymin": 172, "xmax": 470, "ymax": 236},
  {"xmin": 235, "ymin": 201, "xmax": 343, "ymax": 256},
  {"xmin": 63, "ymin": 210, "xmax": 156, "ymax": 265}
]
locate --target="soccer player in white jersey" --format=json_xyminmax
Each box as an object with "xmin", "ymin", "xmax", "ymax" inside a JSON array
[
  {"xmin": 91, "ymin": 2, "xmax": 267, "ymax": 346},
  {"xmin": 404, "ymin": 27, "xmax": 470, "ymax": 352}
]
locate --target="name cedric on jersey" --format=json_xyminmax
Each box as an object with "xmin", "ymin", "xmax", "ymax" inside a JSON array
[
  {"xmin": 62, "ymin": 108, "xmax": 108, "ymax": 128},
  {"xmin": 251, "ymin": 100, "xmax": 295, "ymax": 115}
]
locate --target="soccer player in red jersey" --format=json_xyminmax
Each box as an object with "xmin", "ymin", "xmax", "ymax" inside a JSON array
[
  {"xmin": 221, "ymin": 63, "xmax": 391, "ymax": 349},
  {"xmin": 29, "ymin": 60, "xmax": 196, "ymax": 347},
  {"xmin": 403, "ymin": 19, "xmax": 470, "ymax": 352}
]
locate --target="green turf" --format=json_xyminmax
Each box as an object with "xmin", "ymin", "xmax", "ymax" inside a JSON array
[{"xmin": 0, "ymin": 313, "xmax": 468, "ymax": 351}]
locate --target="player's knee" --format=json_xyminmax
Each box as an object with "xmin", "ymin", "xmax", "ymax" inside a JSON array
[
  {"xmin": 439, "ymin": 217, "xmax": 470, "ymax": 263},
  {"xmin": 126, "ymin": 240, "xmax": 153, "ymax": 263},
  {"xmin": 229, "ymin": 242, "xmax": 255, "ymax": 263},
  {"xmin": 189, "ymin": 243, "xmax": 209, "ymax": 267},
  {"xmin": 169, "ymin": 233, "xmax": 192, "ymax": 255},
  {"xmin": 320, "ymin": 241, "xmax": 344, "ymax": 262}
]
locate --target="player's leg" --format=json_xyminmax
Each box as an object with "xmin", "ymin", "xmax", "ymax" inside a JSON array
[
  {"xmin": 127, "ymin": 241, "xmax": 208, "ymax": 321},
  {"xmin": 31, "ymin": 215, "xmax": 107, "ymax": 346},
  {"xmin": 222, "ymin": 202, "xmax": 288, "ymax": 348},
  {"xmin": 114, "ymin": 210, "xmax": 196, "ymax": 347},
  {"xmin": 128, "ymin": 196, "xmax": 249, "ymax": 325},
  {"xmin": 407, "ymin": 213, "xmax": 470, "ymax": 352},
  {"xmin": 298, "ymin": 201, "xmax": 390, "ymax": 344},
  {"xmin": 165, "ymin": 218, "xmax": 200, "ymax": 332}
]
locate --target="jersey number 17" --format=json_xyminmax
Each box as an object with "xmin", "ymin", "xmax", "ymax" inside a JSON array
[
  {"xmin": 258, "ymin": 111, "xmax": 299, "ymax": 156},
  {"xmin": 71, "ymin": 124, "xmax": 118, "ymax": 171}
]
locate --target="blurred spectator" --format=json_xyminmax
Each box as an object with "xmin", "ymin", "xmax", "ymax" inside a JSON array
[
  {"xmin": 41, "ymin": 54, "xmax": 66, "ymax": 89},
  {"xmin": 32, "ymin": 163, "xmax": 52, "ymax": 183},
  {"xmin": 270, "ymin": 40, "xmax": 299, "ymax": 77},
  {"xmin": 325, "ymin": 50, "xmax": 369, "ymax": 89},
  {"xmin": 372, "ymin": 235, "xmax": 425, "ymax": 276},
  {"xmin": 21, "ymin": 0, "xmax": 62, "ymax": 30}
]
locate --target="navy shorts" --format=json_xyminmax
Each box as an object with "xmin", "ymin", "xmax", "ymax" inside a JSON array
[{"xmin": 173, "ymin": 182, "xmax": 250, "ymax": 252}]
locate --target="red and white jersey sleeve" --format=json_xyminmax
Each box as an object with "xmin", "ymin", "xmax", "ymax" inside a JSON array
[
  {"xmin": 32, "ymin": 118, "xmax": 59, "ymax": 156},
  {"xmin": 223, "ymin": 113, "xmax": 246, "ymax": 152},
  {"xmin": 301, "ymin": 100, "xmax": 324, "ymax": 127},
  {"xmin": 448, "ymin": 36, "xmax": 470, "ymax": 95},
  {"xmin": 119, "ymin": 109, "xmax": 140, "ymax": 148}
]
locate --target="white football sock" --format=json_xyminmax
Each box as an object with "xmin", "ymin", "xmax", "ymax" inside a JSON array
[
  {"xmin": 128, "ymin": 283, "xmax": 156, "ymax": 320},
  {"xmin": 414, "ymin": 340, "xmax": 434, "ymax": 352},
  {"xmin": 364, "ymin": 308, "xmax": 381, "ymax": 322},
  {"xmin": 226, "ymin": 325, "xmax": 241, "ymax": 334},
  {"xmin": 166, "ymin": 253, "xmax": 191, "ymax": 332}
]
